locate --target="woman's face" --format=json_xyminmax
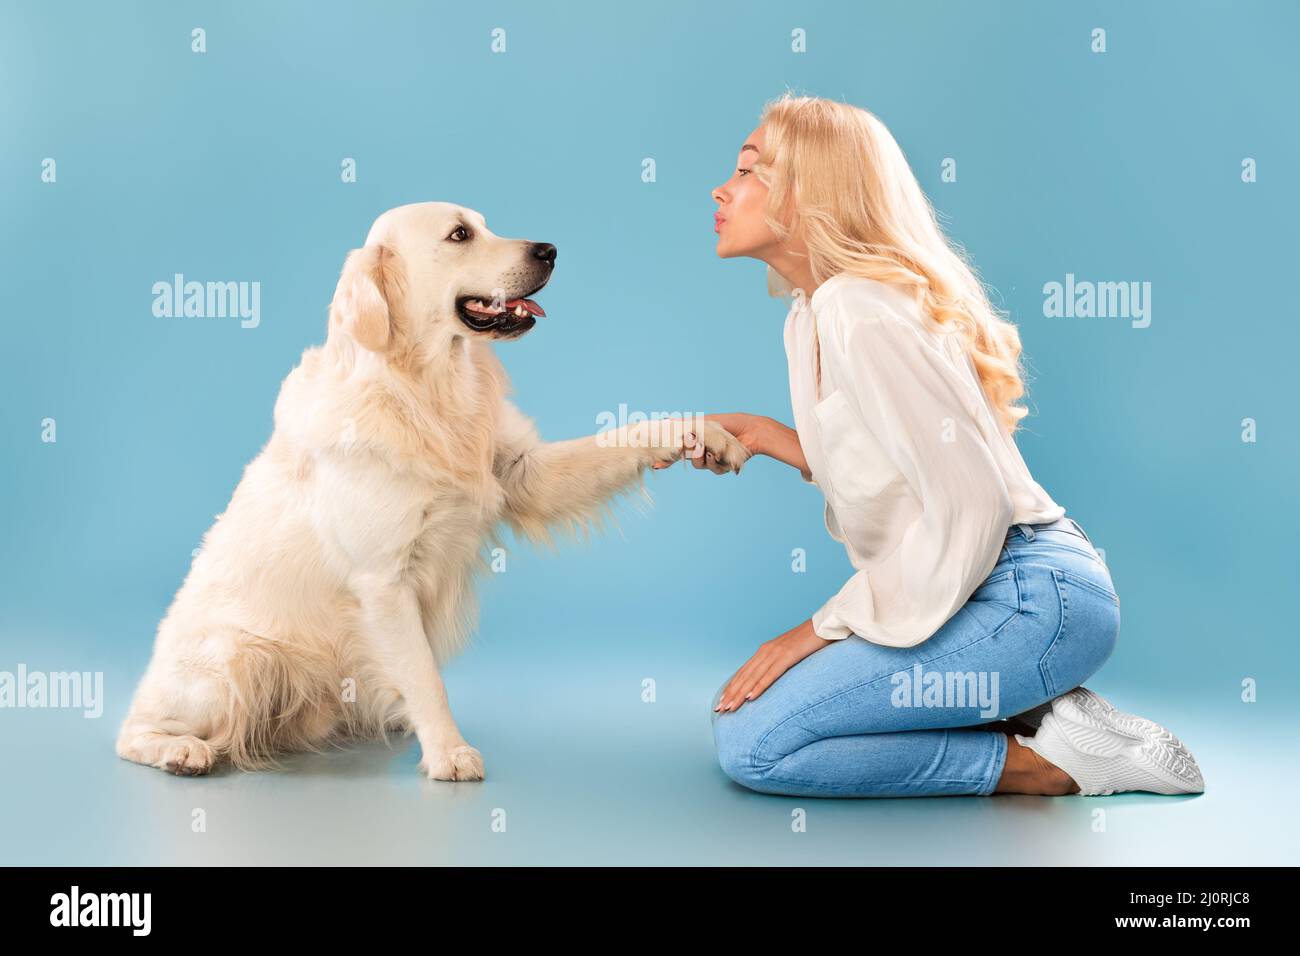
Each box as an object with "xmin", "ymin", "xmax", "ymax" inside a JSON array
[{"xmin": 712, "ymin": 126, "xmax": 779, "ymax": 260}]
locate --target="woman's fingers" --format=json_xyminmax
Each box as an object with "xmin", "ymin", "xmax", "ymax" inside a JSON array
[
  {"xmin": 718, "ymin": 646, "xmax": 797, "ymax": 711},
  {"xmin": 740, "ymin": 660, "xmax": 787, "ymax": 703},
  {"xmin": 732, "ymin": 665, "xmax": 769, "ymax": 706},
  {"xmin": 716, "ymin": 669, "xmax": 749, "ymax": 712},
  {"xmin": 716, "ymin": 649, "xmax": 774, "ymax": 711},
  {"xmin": 719, "ymin": 663, "xmax": 757, "ymax": 710},
  {"xmin": 685, "ymin": 431, "xmax": 709, "ymax": 469},
  {"xmin": 715, "ymin": 624, "xmax": 829, "ymax": 714},
  {"xmin": 648, "ymin": 423, "xmax": 692, "ymax": 470}
]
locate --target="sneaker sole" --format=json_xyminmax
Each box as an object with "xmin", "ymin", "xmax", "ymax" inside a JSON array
[{"xmin": 1052, "ymin": 687, "xmax": 1205, "ymax": 794}]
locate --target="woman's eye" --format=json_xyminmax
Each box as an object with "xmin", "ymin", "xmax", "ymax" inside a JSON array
[
  {"xmin": 737, "ymin": 168, "xmax": 751, "ymax": 177},
  {"xmin": 448, "ymin": 225, "xmax": 470, "ymax": 242}
]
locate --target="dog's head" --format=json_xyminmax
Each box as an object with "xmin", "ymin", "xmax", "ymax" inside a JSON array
[{"xmin": 328, "ymin": 202, "xmax": 556, "ymax": 357}]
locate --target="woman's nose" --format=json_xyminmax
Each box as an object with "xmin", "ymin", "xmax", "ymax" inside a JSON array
[{"xmin": 711, "ymin": 185, "xmax": 727, "ymax": 205}]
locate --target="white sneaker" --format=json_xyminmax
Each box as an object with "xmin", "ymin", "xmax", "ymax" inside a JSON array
[{"xmin": 1015, "ymin": 687, "xmax": 1205, "ymax": 796}]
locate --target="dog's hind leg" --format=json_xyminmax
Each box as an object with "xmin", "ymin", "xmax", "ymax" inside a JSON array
[
  {"xmin": 119, "ymin": 626, "xmax": 343, "ymax": 775},
  {"xmin": 115, "ymin": 631, "xmax": 238, "ymax": 776}
]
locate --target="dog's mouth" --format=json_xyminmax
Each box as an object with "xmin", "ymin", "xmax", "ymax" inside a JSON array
[{"xmin": 456, "ymin": 291, "xmax": 547, "ymax": 339}]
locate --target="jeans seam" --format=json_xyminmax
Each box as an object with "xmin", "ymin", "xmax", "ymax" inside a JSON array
[
  {"xmin": 1004, "ymin": 545, "xmax": 1022, "ymax": 611},
  {"xmin": 959, "ymin": 566, "xmax": 1021, "ymax": 637},
  {"xmin": 1011, "ymin": 538, "xmax": 1101, "ymax": 563},
  {"xmin": 1067, "ymin": 517, "xmax": 1092, "ymax": 544},
  {"xmin": 1038, "ymin": 570, "xmax": 1069, "ymax": 697},
  {"xmin": 1045, "ymin": 542, "xmax": 1099, "ymax": 559},
  {"xmin": 1054, "ymin": 566, "xmax": 1120, "ymax": 605},
  {"xmin": 749, "ymin": 730, "xmax": 1009, "ymax": 796},
  {"xmin": 746, "ymin": 772, "xmax": 998, "ymax": 795},
  {"xmin": 980, "ymin": 729, "xmax": 1008, "ymax": 795}
]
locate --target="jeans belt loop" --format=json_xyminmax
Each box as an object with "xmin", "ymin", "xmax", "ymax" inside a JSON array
[{"xmin": 1015, "ymin": 522, "xmax": 1036, "ymax": 541}]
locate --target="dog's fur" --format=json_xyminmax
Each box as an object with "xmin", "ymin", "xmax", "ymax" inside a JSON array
[{"xmin": 116, "ymin": 202, "xmax": 749, "ymax": 780}]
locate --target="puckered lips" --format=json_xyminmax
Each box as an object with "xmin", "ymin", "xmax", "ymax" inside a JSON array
[{"xmin": 456, "ymin": 289, "xmax": 547, "ymax": 339}]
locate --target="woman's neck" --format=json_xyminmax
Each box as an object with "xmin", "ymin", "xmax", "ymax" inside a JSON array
[{"xmin": 765, "ymin": 250, "xmax": 818, "ymax": 300}]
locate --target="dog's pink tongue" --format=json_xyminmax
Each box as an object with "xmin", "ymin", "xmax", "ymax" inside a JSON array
[{"xmin": 505, "ymin": 298, "xmax": 546, "ymax": 318}]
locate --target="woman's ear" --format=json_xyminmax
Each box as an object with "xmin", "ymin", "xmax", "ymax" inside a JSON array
[{"xmin": 330, "ymin": 244, "xmax": 405, "ymax": 352}]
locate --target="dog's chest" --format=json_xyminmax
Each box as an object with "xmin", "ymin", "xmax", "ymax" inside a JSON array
[
  {"xmin": 311, "ymin": 450, "xmax": 501, "ymax": 573},
  {"xmin": 389, "ymin": 481, "xmax": 502, "ymax": 611},
  {"xmin": 415, "ymin": 479, "xmax": 502, "ymax": 538}
]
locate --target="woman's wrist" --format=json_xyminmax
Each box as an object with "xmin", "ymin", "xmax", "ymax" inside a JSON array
[
  {"xmin": 702, "ymin": 413, "xmax": 768, "ymax": 457},
  {"xmin": 789, "ymin": 617, "xmax": 833, "ymax": 653},
  {"xmin": 760, "ymin": 417, "xmax": 810, "ymax": 476},
  {"xmin": 748, "ymin": 415, "xmax": 779, "ymax": 458}
]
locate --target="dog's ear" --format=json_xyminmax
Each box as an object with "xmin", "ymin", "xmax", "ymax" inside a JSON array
[{"xmin": 330, "ymin": 244, "xmax": 405, "ymax": 352}]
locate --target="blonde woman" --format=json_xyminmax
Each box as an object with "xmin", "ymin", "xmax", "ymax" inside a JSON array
[{"xmin": 701, "ymin": 95, "xmax": 1205, "ymax": 798}]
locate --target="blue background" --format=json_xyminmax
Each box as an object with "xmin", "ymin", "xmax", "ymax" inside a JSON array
[{"xmin": 2, "ymin": 0, "xmax": 1297, "ymax": 864}]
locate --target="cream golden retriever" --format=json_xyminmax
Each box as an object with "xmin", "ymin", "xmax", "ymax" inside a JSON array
[{"xmin": 117, "ymin": 202, "xmax": 749, "ymax": 780}]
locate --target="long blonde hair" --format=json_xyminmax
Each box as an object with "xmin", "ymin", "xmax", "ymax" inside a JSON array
[{"xmin": 755, "ymin": 94, "xmax": 1029, "ymax": 435}]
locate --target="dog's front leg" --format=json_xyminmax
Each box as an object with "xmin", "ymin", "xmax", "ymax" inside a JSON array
[
  {"xmin": 494, "ymin": 403, "xmax": 750, "ymax": 543},
  {"xmin": 354, "ymin": 575, "xmax": 483, "ymax": 781}
]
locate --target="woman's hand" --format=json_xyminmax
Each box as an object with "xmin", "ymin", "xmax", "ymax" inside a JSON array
[
  {"xmin": 691, "ymin": 413, "xmax": 813, "ymax": 480},
  {"xmin": 648, "ymin": 417, "xmax": 751, "ymax": 473},
  {"xmin": 649, "ymin": 413, "xmax": 812, "ymax": 478},
  {"xmin": 698, "ymin": 413, "xmax": 772, "ymax": 460},
  {"xmin": 714, "ymin": 618, "xmax": 833, "ymax": 712}
]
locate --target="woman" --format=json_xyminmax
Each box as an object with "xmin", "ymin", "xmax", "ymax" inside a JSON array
[{"xmin": 698, "ymin": 95, "xmax": 1205, "ymax": 798}]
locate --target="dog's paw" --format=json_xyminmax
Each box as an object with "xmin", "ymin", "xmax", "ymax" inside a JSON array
[
  {"xmin": 420, "ymin": 743, "xmax": 485, "ymax": 782},
  {"xmin": 161, "ymin": 735, "xmax": 216, "ymax": 776},
  {"xmin": 119, "ymin": 731, "xmax": 216, "ymax": 776},
  {"xmin": 685, "ymin": 421, "xmax": 751, "ymax": 475},
  {"xmin": 639, "ymin": 419, "xmax": 752, "ymax": 473}
]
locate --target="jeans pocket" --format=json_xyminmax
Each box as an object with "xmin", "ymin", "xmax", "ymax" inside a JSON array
[{"xmin": 1038, "ymin": 568, "xmax": 1121, "ymax": 697}]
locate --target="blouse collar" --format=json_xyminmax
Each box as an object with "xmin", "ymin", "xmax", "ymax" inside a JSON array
[{"xmin": 809, "ymin": 273, "xmax": 850, "ymax": 314}]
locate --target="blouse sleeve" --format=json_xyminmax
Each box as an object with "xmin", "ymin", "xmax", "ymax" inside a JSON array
[{"xmin": 809, "ymin": 299, "xmax": 1015, "ymax": 648}]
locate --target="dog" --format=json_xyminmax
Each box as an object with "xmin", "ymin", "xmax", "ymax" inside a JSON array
[{"xmin": 116, "ymin": 202, "xmax": 750, "ymax": 780}]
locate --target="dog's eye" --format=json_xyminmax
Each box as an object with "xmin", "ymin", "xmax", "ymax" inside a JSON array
[{"xmin": 448, "ymin": 225, "xmax": 471, "ymax": 242}]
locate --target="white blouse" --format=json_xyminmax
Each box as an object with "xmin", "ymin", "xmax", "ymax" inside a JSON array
[{"xmin": 784, "ymin": 273, "xmax": 1067, "ymax": 648}]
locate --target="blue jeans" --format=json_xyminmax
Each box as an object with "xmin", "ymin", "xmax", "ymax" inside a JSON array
[{"xmin": 711, "ymin": 516, "xmax": 1121, "ymax": 797}]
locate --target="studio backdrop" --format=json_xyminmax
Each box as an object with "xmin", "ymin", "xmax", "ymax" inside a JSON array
[{"xmin": 2, "ymin": 0, "xmax": 1296, "ymax": 865}]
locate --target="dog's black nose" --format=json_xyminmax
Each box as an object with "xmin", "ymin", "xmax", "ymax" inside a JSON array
[{"xmin": 531, "ymin": 242, "xmax": 557, "ymax": 264}]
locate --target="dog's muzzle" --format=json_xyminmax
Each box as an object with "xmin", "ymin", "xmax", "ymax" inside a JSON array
[{"xmin": 456, "ymin": 243, "xmax": 556, "ymax": 339}]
